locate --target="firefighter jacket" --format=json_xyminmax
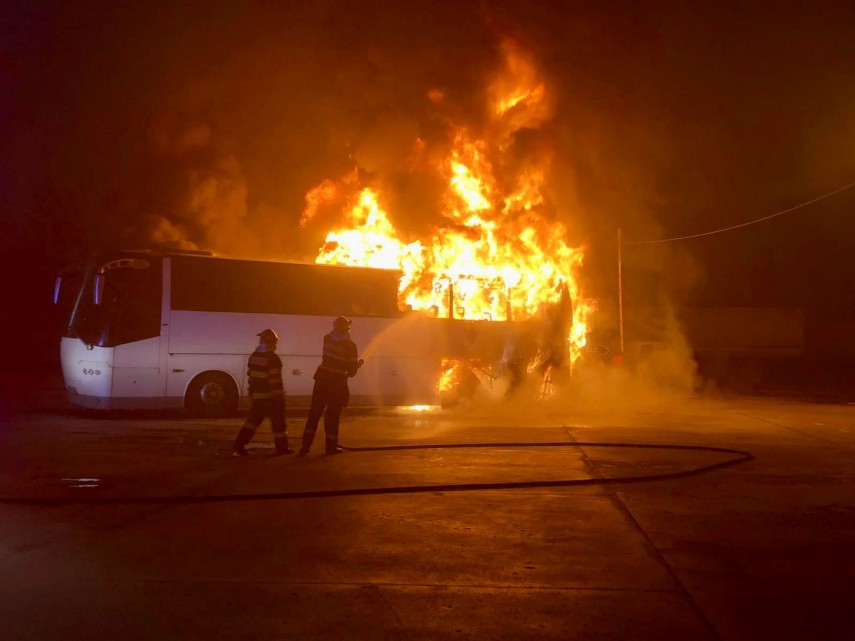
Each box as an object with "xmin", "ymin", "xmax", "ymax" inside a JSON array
[
  {"xmin": 314, "ymin": 332, "xmax": 360, "ymax": 381},
  {"xmin": 247, "ymin": 346, "xmax": 284, "ymax": 400}
]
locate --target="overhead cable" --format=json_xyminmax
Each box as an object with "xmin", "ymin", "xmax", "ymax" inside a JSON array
[{"xmin": 625, "ymin": 180, "xmax": 855, "ymax": 245}]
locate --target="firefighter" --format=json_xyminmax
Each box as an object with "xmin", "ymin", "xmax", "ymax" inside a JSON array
[
  {"xmin": 298, "ymin": 316, "xmax": 364, "ymax": 456},
  {"xmin": 535, "ymin": 284, "xmax": 574, "ymax": 398},
  {"xmin": 232, "ymin": 329, "xmax": 292, "ymax": 457},
  {"xmin": 503, "ymin": 324, "xmax": 536, "ymax": 396},
  {"xmin": 537, "ymin": 283, "xmax": 574, "ymax": 375}
]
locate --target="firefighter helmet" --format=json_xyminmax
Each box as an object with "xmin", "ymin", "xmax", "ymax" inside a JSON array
[
  {"xmin": 257, "ymin": 329, "xmax": 279, "ymax": 344},
  {"xmin": 333, "ymin": 316, "xmax": 352, "ymax": 330}
]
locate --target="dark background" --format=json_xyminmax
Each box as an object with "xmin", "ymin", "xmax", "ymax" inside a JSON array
[{"xmin": 2, "ymin": 1, "xmax": 853, "ymax": 384}]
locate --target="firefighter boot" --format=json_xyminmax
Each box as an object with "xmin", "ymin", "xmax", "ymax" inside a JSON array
[
  {"xmin": 298, "ymin": 425, "xmax": 317, "ymax": 456},
  {"xmin": 232, "ymin": 426, "xmax": 255, "ymax": 457},
  {"xmin": 325, "ymin": 435, "xmax": 343, "ymax": 455},
  {"xmin": 274, "ymin": 436, "xmax": 294, "ymax": 456}
]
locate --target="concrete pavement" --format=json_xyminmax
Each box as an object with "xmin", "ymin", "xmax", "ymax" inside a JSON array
[{"xmin": 0, "ymin": 394, "xmax": 852, "ymax": 640}]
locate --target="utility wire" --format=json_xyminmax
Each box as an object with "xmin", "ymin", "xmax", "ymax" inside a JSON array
[{"xmin": 625, "ymin": 180, "xmax": 855, "ymax": 245}]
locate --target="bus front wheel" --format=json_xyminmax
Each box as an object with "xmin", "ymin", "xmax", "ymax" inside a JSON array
[{"xmin": 186, "ymin": 372, "xmax": 239, "ymax": 418}]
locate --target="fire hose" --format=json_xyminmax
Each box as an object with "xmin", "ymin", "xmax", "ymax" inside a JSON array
[{"xmin": 0, "ymin": 440, "xmax": 753, "ymax": 506}]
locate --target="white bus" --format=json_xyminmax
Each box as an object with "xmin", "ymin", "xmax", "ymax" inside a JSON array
[{"xmin": 55, "ymin": 249, "xmax": 486, "ymax": 415}]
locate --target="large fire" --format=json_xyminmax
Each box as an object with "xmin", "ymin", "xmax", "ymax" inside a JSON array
[{"xmin": 302, "ymin": 40, "xmax": 593, "ymax": 374}]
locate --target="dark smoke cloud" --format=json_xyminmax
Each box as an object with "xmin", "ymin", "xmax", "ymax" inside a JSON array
[{"xmin": 2, "ymin": 0, "xmax": 854, "ymax": 322}]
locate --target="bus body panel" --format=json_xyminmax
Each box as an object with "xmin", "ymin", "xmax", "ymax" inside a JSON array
[
  {"xmin": 112, "ymin": 337, "xmax": 162, "ymax": 400},
  {"xmin": 165, "ymin": 352, "xmax": 246, "ymax": 407},
  {"xmin": 61, "ymin": 337, "xmax": 113, "ymax": 408},
  {"xmin": 113, "ymin": 366, "xmax": 162, "ymax": 400},
  {"xmin": 166, "ymin": 310, "xmax": 441, "ymax": 406},
  {"xmin": 168, "ymin": 310, "xmax": 272, "ymax": 355},
  {"xmin": 354, "ymin": 354, "xmax": 440, "ymax": 405},
  {"xmin": 351, "ymin": 314, "xmax": 442, "ymax": 405},
  {"xmin": 113, "ymin": 335, "xmax": 161, "ymax": 368},
  {"xmin": 166, "ymin": 309, "xmax": 290, "ymax": 406},
  {"xmin": 281, "ymin": 354, "xmax": 320, "ymax": 401}
]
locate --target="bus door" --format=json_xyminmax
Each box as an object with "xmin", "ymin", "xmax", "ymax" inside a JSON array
[{"xmin": 95, "ymin": 258, "xmax": 166, "ymax": 405}]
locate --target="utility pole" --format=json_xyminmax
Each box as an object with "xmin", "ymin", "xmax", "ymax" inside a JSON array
[{"xmin": 618, "ymin": 228, "xmax": 625, "ymax": 355}]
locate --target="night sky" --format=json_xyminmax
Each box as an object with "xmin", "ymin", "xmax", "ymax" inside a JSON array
[{"xmin": 3, "ymin": 0, "xmax": 854, "ymax": 341}]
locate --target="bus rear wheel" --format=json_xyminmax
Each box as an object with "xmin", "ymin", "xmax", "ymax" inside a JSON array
[{"xmin": 186, "ymin": 372, "xmax": 239, "ymax": 418}]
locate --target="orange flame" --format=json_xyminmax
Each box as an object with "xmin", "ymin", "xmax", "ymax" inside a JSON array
[{"xmin": 308, "ymin": 39, "xmax": 594, "ymax": 365}]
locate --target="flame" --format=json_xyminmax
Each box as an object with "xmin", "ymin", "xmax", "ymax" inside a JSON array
[
  {"xmin": 490, "ymin": 39, "xmax": 553, "ymax": 148},
  {"xmin": 438, "ymin": 360, "xmax": 482, "ymax": 396},
  {"xmin": 439, "ymin": 362, "xmax": 459, "ymax": 392},
  {"xmin": 400, "ymin": 405, "xmax": 434, "ymax": 412},
  {"xmin": 314, "ymin": 188, "xmax": 422, "ymax": 271},
  {"xmin": 308, "ymin": 39, "xmax": 594, "ymax": 368}
]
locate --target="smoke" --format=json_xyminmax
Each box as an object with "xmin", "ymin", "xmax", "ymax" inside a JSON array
[
  {"xmin": 5, "ymin": 0, "xmax": 854, "ymax": 370},
  {"xmin": 448, "ymin": 316, "xmax": 700, "ymax": 422},
  {"xmin": 127, "ymin": 2, "xmax": 507, "ymax": 259},
  {"xmin": 145, "ymin": 6, "xmax": 706, "ymax": 393},
  {"xmin": 142, "ymin": 115, "xmax": 253, "ymax": 254}
]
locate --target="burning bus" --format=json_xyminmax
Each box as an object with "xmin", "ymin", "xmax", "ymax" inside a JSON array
[
  {"xmin": 55, "ymin": 39, "xmax": 595, "ymax": 413},
  {"xmin": 54, "ymin": 249, "xmax": 522, "ymax": 414},
  {"xmin": 55, "ymin": 247, "xmax": 583, "ymax": 414},
  {"xmin": 295, "ymin": 41, "xmax": 596, "ymax": 395}
]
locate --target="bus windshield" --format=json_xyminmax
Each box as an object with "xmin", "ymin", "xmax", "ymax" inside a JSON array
[{"xmin": 67, "ymin": 259, "xmax": 162, "ymax": 347}]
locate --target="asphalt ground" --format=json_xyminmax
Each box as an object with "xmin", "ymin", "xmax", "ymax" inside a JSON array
[{"xmin": 0, "ymin": 384, "xmax": 853, "ymax": 640}]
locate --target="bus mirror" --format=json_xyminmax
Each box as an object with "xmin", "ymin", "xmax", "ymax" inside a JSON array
[
  {"xmin": 94, "ymin": 273, "xmax": 105, "ymax": 306},
  {"xmin": 53, "ymin": 276, "xmax": 62, "ymax": 304}
]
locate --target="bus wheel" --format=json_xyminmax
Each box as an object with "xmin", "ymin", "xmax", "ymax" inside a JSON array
[{"xmin": 186, "ymin": 372, "xmax": 238, "ymax": 418}]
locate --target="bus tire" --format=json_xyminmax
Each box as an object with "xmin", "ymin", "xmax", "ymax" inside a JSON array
[{"xmin": 185, "ymin": 371, "xmax": 239, "ymax": 418}]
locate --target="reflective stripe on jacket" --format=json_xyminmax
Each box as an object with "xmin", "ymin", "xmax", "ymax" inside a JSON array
[
  {"xmin": 315, "ymin": 332, "xmax": 359, "ymax": 380},
  {"xmin": 247, "ymin": 350, "xmax": 284, "ymax": 399}
]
